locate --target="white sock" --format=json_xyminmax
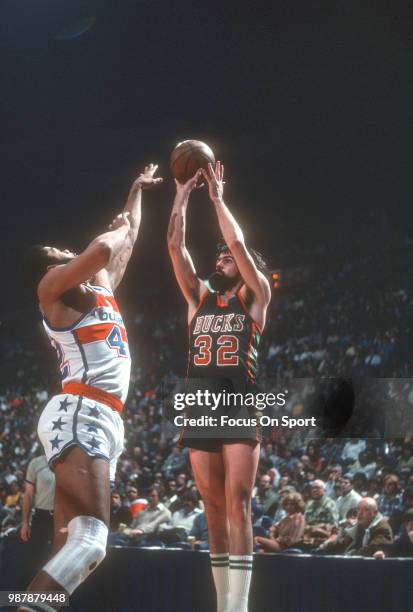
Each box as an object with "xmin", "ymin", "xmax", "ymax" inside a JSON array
[
  {"xmin": 228, "ymin": 555, "xmax": 253, "ymax": 612},
  {"xmin": 210, "ymin": 552, "xmax": 230, "ymax": 612}
]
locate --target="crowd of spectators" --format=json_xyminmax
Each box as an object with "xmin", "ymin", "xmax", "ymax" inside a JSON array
[{"xmin": 1, "ymin": 238, "xmax": 412, "ymax": 558}]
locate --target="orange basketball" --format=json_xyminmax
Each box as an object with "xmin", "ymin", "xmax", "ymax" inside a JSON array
[{"xmin": 170, "ymin": 140, "xmax": 215, "ymax": 184}]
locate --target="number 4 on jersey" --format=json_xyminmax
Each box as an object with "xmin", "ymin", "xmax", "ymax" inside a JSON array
[{"xmin": 106, "ymin": 325, "xmax": 129, "ymax": 358}]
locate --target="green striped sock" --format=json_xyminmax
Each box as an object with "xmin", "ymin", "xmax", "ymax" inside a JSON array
[
  {"xmin": 210, "ymin": 553, "xmax": 230, "ymax": 612},
  {"xmin": 228, "ymin": 555, "xmax": 253, "ymax": 612}
]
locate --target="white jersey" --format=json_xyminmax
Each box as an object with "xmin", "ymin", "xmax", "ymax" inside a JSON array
[{"xmin": 42, "ymin": 285, "xmax": 131, "ymax": 403}]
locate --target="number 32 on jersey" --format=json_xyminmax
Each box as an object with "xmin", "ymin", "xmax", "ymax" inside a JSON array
[{"xmin": 194, "ymin": 334, "xmax": 239, "ymax": 367}]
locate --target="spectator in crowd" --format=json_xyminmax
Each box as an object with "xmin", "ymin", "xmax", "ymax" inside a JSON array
[
  {"xmin": 341, "ymin": 440, "xmax": 366, "ymax": 466},
  {"xmin": 20, "ymin": 454, "xmax": 55, "ymax": 556},
  {"xmin": 277, "ymin": 447, "xmax": 299, "ymax": 474},
  {"xmin": 169, "ymin": 490, "xmax": 201, "ymax": 532},
  {"xmin": 253, "ymin": 485, "xmax": 293, "ymax": 536},
  {"xmin": 5, "ymin": 482, "xmax": 21, "ymax": 508},
  {"xmin": 325, "ymin": 465, "xmax": 343, "ymax": 499},
  {"xmin": 352, "ymin": 472, "xmax": 368, "ymax": 496},
  {"xmin": 162, "ymin": 446, "xmax": 187, "ymax": 478},
  {"xmin": 254, "ymin": 474, "xmax": 279, "ymax": 517},
  {"xmin": 320, "ymin": 439, "xmax": 342, "ymax": 466},
  {"xmin": 374, "ymin": 509, "xmax": 413, "ymax": 559},
  {"xmin": 175, "ymin": 472, "xmax": 189, "ymax": 495},
  {"xmin": 267, "ymin": 467, "xmax": 281, "ymax": 490},
  {"xmin": 124, "ymin": 486, "xmax": 171, "ymax": 546},
  {"xmin": 348, "ymin": 449, "xmax": 377, "ymax": 481},
  {"xmin": 272, "ymin": 487, "xmax": 296, "ymax": 523},
  {"xmin": 402, "ymin": 486, "xmax": 413, "ymax": 512},
  {"xmin": 1, "ymin": 499, "xmax": 22, "ymax": 533},
  {"xmin": 162, "ymin": 479, "xmax": 179, "ymax": 510},
  {"xmin": 303, "ymin": 480, "xmax": 339, "ymax": 547},
  {"xmin": 336, "ymin": 474, "xmax": 362, "ymax": 522},
  {"xmin": 159, "ymin": 490, "xmax": 202, "ymax": 545},
  {"xmin": 378, "ymin": 474, "xmax": 404, "ymax": 526},
  {"xmin": 189, "ymin": 511, "xmax": 209, "ymax": 550},
  {"xmin": 397, "ymin": 446, "xmax": 413, "ymax": 475},
  {"xmin": 306, "ymin": 442, "xmax": 325, "ymax": 475},
  {"xmin": 0, "ymin": 499, "xmax": 10, "ymax": 524},
  {"xmin": 318, "ymin": 498, "xmax": 393, "ymax": 556},
  {"xmin": 314, "ymin": 507, "xmax": 357, "ymax": 555},
  {"xmin": 260, "ymin": 443, "xmax": 280, "ymax": 472},
  {"xmin": 366, "ymin": 477, "xmax": 381, "ymax": 501},
  {"xmin": 127, "ymin": 485, "xmax": 148, "ymax": 519},
  {"xmin": 385, "ymin": 478, "xmax": 411, "ymax": 537},
  {"xmin": 254, "ymin": 492, "xmax": 306, "ymax": 553},
  {"xmin": 110, "ymin": 490, "xmax": 132, "ymax": 532}
]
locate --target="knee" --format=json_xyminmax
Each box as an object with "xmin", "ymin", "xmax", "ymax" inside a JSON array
[
  {"xmin": 44, "ymin": 516, "xmax": 108, "ymax": 594},
  {"xmin": 228, "ymin": 492, "xmax": 251, "ymax": 524},
  {"xmin": 203, "ymin": 497, "xmax": 227, "ymax": 521},
  {"xmin": 71, "ymin": 515, "xmax": 107, "ymax": 569}
]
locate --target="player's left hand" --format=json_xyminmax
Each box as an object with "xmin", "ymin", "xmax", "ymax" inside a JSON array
[
  {"xmin": 201, "ymin": 161, "xmax": 224, "ymax": 202},
  {"xmin": 135, "ymin": 163, "xmax": 164, "ymax": 190}
]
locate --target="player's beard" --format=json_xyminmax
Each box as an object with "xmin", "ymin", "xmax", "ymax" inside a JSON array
[{"xmin": 208, "ymin": 271, "xmax": 238, "ymax": 293}]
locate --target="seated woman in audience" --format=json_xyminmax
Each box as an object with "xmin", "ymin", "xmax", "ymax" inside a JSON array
[{"xmin": 254, "ymin": 492, "xmax": 305, "ymax": 553}]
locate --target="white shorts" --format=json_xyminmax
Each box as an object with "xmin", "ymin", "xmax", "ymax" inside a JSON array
[{"xmin": 38, "ymin": 393, "xmax": 124, "ymax": 483}]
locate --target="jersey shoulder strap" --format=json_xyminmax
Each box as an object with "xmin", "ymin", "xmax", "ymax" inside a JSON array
[{"xmin": 89, "ymin": 284, "xmax": 114, "ymax": 297}]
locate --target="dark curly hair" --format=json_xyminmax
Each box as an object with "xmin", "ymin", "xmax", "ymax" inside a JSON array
[
  {"xmin": 23, "ymin": 245, "xmax": 73, "ymax": 293},
  {"xmin": 23, "ymin": 245, "xmax": 57, "ymax": 293},
  {"xmin": 216, "ymin": 241, "xmax": 271, "ymax": 277}
]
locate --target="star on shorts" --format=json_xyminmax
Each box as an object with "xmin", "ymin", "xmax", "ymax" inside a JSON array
[
  {"xmin": 58, "ymin": 398, "xmax": 71, "ymax": 412},
  {"xmin": 88, "ymin": 405, "xmax": 100, "ymax": 418},
  {"xmin": 52, "ymin": 417, "xmax": 66, "ymax": 431},
  {"xmin": 87, "ymin": 436, "xmax": 101, "ymax": 450},
  {"xmin": 50, "ymin": 434, "xmax": 63, "ymax": 450}
]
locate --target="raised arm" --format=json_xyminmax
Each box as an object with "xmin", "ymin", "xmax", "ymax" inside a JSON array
[
  {"xmin": 38, "ymin": 214, "xmax": 132, "ymax": 304},
  {"xmin": 201, "ymin": 162, "xmax": 271, "ymax": 306},
  {"xmin": 167, "ymin": 171, "xmax": 206, "ymax": 310},
  {"xmin": 104, "ymin": 164, "xmax": 163, "ymax": 290}
]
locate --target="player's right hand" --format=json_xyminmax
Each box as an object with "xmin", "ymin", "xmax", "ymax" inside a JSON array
[
  {"xmin": 20, "ymin": 521, "xmax": 31, "ymax": 541},
  {"xmin": 174, "ymin": 169, "xmax": 203, "ymax": 194},
  {"xmin": 108, "ymin": 212, "xmax": 131, "ymax": 232},
  {"xmin": 135, "ymin": 163, "xmax": 163, "ymax": 190},
  {"xmin": 201, "ymin": 161, "xmax": 224, "ymax": 203}
]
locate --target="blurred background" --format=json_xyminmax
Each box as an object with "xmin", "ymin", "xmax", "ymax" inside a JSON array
[{"xmin": 1, "ymin": 0, "xmax": 412, "ymax": 323}]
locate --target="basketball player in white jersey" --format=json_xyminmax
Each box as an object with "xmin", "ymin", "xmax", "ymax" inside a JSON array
[{"xmin": 19, "ymin": 165, "xmax": 162, "ymax": 611}]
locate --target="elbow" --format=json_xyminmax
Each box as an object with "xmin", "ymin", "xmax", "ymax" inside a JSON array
[
  {"xmin": 227, "ymin": 238, "xmax": 245, "ymax": 253},
  {"xmin": 168, "ymin": 240, "xmax": 180, "ymax": 254}
]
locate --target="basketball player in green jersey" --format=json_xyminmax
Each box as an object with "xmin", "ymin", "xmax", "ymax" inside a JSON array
[{"xmin": 167, "ymin": 161, "xmax": 271, "ymax": 612}]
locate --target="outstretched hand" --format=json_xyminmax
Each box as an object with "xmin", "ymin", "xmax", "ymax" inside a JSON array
[
  {"xmin": 135, "ymin": 163, "xmax": 163, "ymax": 190},
  {"xmin": 201, "ymin": 161, "xmax": 224, "ymax": 202},
  {"xmin": 174, "ymin": 169, "xmax": 204, "ymax": 194}
]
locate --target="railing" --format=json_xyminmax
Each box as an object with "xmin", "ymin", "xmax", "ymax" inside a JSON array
[{"xmin": 1, "ymin": 541, "xmax": 412, "ymax": 612}]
